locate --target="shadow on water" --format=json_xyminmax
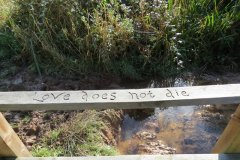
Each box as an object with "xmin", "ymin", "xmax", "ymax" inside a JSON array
[{"xmin": 117, "ymin": 74, "xmax": 238, "ymax": 154}]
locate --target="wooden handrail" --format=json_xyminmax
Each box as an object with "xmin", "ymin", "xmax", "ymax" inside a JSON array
[
  {"xmin": 0, "ymin": 84, "xmax": 240, "ymax": 111},
  {"xmin": 0, "ymin": 84, "xmax": 240, "ymax": 158}
]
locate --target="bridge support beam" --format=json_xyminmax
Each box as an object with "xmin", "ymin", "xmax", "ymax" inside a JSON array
[
  {"xmin": 0, "ymin": 112, "xmax": 31, "ymax": 157},
  {"xmin": 212, "ymin": 105, "xmax": 240, "ymax": 153}
]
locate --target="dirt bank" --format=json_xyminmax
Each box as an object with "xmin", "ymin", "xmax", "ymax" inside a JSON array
[
  {"xmin": 1, "ymin": 69, "xmax": 240, "ymax": 155},
  {"xmin": 0, "ymin": 69, "xmax": 123, "ymax": 155}
]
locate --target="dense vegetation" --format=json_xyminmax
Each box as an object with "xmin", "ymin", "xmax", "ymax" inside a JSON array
[{"xmin": 0, "ymin": 0, "xmax": 239, "ymax": 79}]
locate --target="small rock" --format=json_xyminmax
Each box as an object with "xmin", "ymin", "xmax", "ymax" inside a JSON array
[
  {"xmin": 144, "ymin": 122, "xmax": 159, "ymax": 131},
  {"xmin": 26, "ymin": 124, "xmax": 40, "ymax": 136},
  {"xmin": 13, "ymin": 126, "xmax": 19, "ymax": 132},
  {"xmin": 12, "ymin": 77, "xmax": 23, "ymax": 85},
  {"xmin": 136, "ymin": 131, "xmax": 156, "ymax": 140},
  {"xmin": 26, "ymin": 136, "xmax": 37, "ymax": 146},
  {"xmin": 137, "ymin": 139, "xmax": 176, "ymax": 154},
  {"xmin": 4, "ymin": 112, "xmax": 13, "ymax": 121},
  {"xmin": 13, "ymin": 113, "xmax": 21, "ymax": 123}
]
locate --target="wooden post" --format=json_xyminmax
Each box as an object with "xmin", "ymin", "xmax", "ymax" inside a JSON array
[
  {"xmin": 0, "ymin": 112, "xmax": 31, "ymax": 157},
  {"xmin": 212, "ymin": 105, "xmax": 240, "ymax": 153}
]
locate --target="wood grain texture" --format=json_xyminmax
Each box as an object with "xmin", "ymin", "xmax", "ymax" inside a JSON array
[
  {"xmin": 212, "ymin": 105, "xmax": 240, "ymax": 153},
  {"xmin": 0, "ymin": 84, "xmax": 240, "ymax": 111},
  {"xmin": 0, "ymin": 113, "xmax": 31, "ymax": 157},
  {"xmin": 1, "ymin": 154, "xmax": 240, "ymax": 160}
]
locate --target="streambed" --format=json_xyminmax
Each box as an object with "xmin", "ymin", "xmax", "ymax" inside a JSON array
[
  {"xmin": 1, "ymin": 70, "xmax": 240, "ymax": 155},
  {"xmin": 117, "ymin": 73, "xmax": 239, "ymax": 154}
]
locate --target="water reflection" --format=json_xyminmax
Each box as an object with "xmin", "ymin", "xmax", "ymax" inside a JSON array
[{"xmin": 118, "ymin": 76, "xmax": 237, "ymax": 154}]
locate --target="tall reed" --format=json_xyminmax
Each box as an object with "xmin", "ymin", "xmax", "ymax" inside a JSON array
[{"xmin": 2, "ymin": 0, "xmax": 240, "ymax": 78}]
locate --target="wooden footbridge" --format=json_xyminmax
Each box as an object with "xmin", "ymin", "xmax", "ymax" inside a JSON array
[{"xmin": 1, "ymin": 84, "xmax": 240, "ymax": 159}]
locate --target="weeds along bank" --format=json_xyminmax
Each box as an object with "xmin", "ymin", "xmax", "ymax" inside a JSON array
[
  {"xmin": 0, "ymin": 70, "xmax": 124, "ymax": 156},
  {"xmin": 0, "ymin": 0, "xmax": 239, "ymax": 156},
  {"xmin": 5, "ymin": 109, "xmax": 123, "ymax": 157},
  {"xmin": 0, "ymin": 0, "xmax": 240, "ymax": 79},
  {"xmin": 31, "ymin": 110, "xmax": 123, "ymax": 156}
]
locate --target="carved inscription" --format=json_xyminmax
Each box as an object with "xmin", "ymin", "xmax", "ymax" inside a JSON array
[
  {"xmin": 33, "ymin": 92, "xmax": 70, "ymax": 102},
  {"xmin": 128, "ymin": 91, "xmax": 156, "ymax": 100},
  {"xmin": 165, "ymin": 89, "xmax": 189, "ymax": 98},
  {"xmin": 81, "ymin": 91, "xmax": 116, "ymax": 101},
  {"xmin": 33, "ymin": 91, "xmax": 117, "ymax": 102},
  {"xmin": 32, "ymin": 88, "xmax": 190, "ymax": 103}
]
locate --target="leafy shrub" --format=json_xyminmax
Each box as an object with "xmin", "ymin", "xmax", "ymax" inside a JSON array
[
  {"xmin": 7, "ymin": 0, "xmax": 180, "ymax": 79},
  {"xmin": 1, "ymin": 0, "xmax": 240, "ymax": 79}
]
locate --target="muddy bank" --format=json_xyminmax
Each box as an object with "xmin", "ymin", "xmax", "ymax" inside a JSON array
[
  {"xmin": 1, "ymin": 70, "xmax": 240, "ymax": 155},
  {"xmin": 0, "ymin": 69, "xmax": 123, "ymax": 152},
  {"xmin": 0, "ymin": 70, "xmax": 122, "ymax": 91}
]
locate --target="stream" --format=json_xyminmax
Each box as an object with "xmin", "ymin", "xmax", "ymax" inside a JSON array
[
  {"xmin": 1, "ymin": 70, "xmax": 240, "ymax": 154},
  {"xmin": 117, "ymin": 73, "xmax": 239, "ymax": 154}
]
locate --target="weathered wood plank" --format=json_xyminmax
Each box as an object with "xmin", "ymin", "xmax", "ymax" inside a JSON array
[
  {"xmin": 212, "ymin": 105, "xmax": 240, "ymax": 153},
  {"xmin": 0, "ymin": 113, "xmax": 31, "ymax": 157},
  {"xmin": 0, "ymin": 84, "xmax": 240, "ymax": 110},
  {"xmin": 2, "ymin": 154, "xmax": 240, "ymax": 160}
]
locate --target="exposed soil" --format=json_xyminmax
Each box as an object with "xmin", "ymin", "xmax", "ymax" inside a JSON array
[
  {"xmin": 1, "ymin": 69, "xmax": 240, "ymax": 154},
  {"xmin": 0, "ymin": 69, "xmax": 123, "ymax": 151},
  {"xmin": 3, "ymin": 111, "xmax": 74, "ymax": 150},
  {"xmin": 0, "ymin": 69, "xmax": 122, "ymax": 91}
]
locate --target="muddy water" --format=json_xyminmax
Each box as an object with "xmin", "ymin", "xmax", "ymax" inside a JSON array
[{"xmin": 117, "ymin": 74, "xmax": 240, "ymax": 154}]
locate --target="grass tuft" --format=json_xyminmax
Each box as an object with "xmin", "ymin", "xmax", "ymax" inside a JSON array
[{"xmin": 32, "ymin": 110, "xmax": 119, "ymax": 157}]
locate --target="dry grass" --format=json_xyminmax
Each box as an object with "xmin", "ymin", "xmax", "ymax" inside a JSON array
[
  {"xmin": 1, "ymin": 0, "xmax": 240, "ymax": 78},
  {"xmin": 0, "ymin": 0, "xmax": 14, "ymax": 27},
  {"xmin": 32, "ymin": 110, "xmax": 121, "ymax": 156}
]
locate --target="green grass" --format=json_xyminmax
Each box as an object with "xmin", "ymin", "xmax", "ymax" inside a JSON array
[
  {"xmin": 0, "ymin": 0, "xmax": 239, "ymax": 79},
  {"xmin": 0, "ymin": 31, "xmax": 20, "ymax": 79},
  {"xmin": 78, "ymin": 143, "xmax": 117, "ymax": 156},
  {"xmin": 32, "ymin": 110, "xmax": 118, "ymax": 157},
  {"xmin": 0, "ymin": 0, "xmax": 14, "ymax": 27},
  {"xmin": 32, "ymin": 147, "xmax": 64, "ymax": 157},
  {"xmin": 175, "ymin": 0, "xmax": 240, "ymax": 70},
  {"xmin": 0, "ymin": 0, "xmax": 20, "ymax": 79}
]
